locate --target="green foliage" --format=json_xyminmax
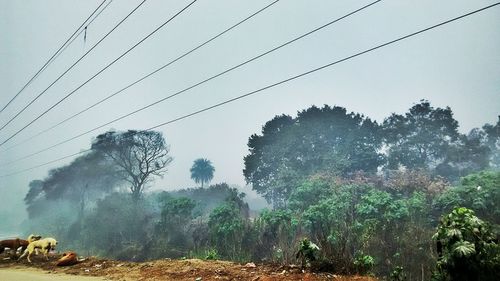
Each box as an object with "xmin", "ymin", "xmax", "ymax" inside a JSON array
[
  {"xmin": 434, "ymin": 171, "xmax": 500, "ymax": 224},
  {"xmin": 82, "ymin": 193, "xmax": 152, "ymax": 260},
  {"xmin": 190, "ymin": 158, "xmax": 215, "ymax": 187},
  {"xmin": 204, "ymin": 248, "xmax": 218, "ymax": 260},
  {"xmin": 21, "ymin": 102, "xmax": 500, "ymax": 280},
  {"xmin": 433, "ymin": 207, "xmax": 500, "ymax": 281},
  {"xmin": 353, "ymin": 253, "xmax": 374, "ymax": 275},
  {"xmin": 296, "ymin": 238, "xmax": 320, "ymax": 267},
  {"xmin": 244, "ymin": 105, "xmax": 383, "ymax": 207},
  {"xmin": 389, "ymin": 266, "xmax": 406, "ymax": 281},
  {"xmin": 288, "ymin": 177, "xmax": 334, "ymax": 211},
  {"xmin": 254, "ymin": 209, "xmax": 299, "ymax": 263},
  {"xmin": 155, "ymin": 194, "xmax": 196, "ymax": 252},
  {"xmin": 208, "ymin": 202, "xmax": 246, "ymax": 260},
  {"xmin": 383, "ymin": 100, "xmax": 459, "ymax": 170}
]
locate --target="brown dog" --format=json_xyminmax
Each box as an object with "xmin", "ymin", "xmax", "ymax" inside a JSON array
[
  {"xmin": 56, "ymin": 252, "xmax": 78, "ymax": 266},
  {"xmin": 0, "ymin": 234, "xmax": 41, "ymax": 257}
]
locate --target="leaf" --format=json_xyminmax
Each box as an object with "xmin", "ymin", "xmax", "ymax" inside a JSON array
[
  {"xmin": 453, "ymin": 241, "xmax": 476, "ymax": 257},
  {"xmin": 447, "ymin": 228, "xmax": 462, "ymax": 239}
]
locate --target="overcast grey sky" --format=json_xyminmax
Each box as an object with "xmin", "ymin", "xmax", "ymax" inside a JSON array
[{"xmin": 1, "ymin": 0, "xmax": 499, "ymax": 230}]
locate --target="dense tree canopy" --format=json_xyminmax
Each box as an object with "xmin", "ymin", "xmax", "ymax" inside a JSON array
[
  {"xmin": 383, "ymin": 100, "xmax": 460, "ymax": 171},
  {"xmin": 244, "ymin": 105, "xmax": 383, "ymax": 207}
]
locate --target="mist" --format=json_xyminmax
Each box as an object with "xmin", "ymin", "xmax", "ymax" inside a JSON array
[{"xmin": 1, "ymin": 1, "xmax": 499, "ymax": 280}]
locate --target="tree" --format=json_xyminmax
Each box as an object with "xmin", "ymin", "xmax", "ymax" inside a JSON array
[
  {"xmin": 92, "ymin": 130, "xmax": 173, "ymax": 201},
  {"xmin": 436, "ymin": 128, "xmax": 491, "ymax": 181},
  {"xmin": 383, "ymin": 100, "xmax": 459, "ymax": 171},
  {"xmin": 483, "ymin": 116, "xmax": 500, "ymax": 168},
  {"xmin": 24, "ymin": 151, "xmax": 119, "ymax": 220},
  {"xmin": 190, "ymin": 158, "xmax": 215, "ymax": 187},
  {"xmin": 434, "ymin": 171, "xmax": 500, "ymax": 225},
  {"xmin": 244, "ymin": 105, "xmax": 383, "ymax": 208}
]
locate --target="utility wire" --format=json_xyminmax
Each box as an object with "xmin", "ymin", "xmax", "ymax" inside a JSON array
[
  {"xmin": 0, "ymin": 0, "xmax": 197, "ymax": 144},
  {"xmin": 0, "ymin": 150, "xmax": 92, "ymax": 178},
  {"xmin": 0, "ymin": 0, "xmax": 281, "ymax": 154},
  {"xmin": 53, "ymin": 0, "xmax": 115, "ymax": 64},
  {"xmin": 1, "ymin": 1, "xmax": 498, "ymax": 177},
  {"xmin": 0, "ymin": 0, "xmax": 108, "ymax": 115},
  {"xmin": 0, "ymin": 0, "xmax": 379, "ymax": 150},
  {"xmin": 0, "ymin": 0, "xmax": 148, "ymax": 132}
]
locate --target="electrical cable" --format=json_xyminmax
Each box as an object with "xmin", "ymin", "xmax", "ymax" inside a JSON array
[
  {"xmin": 0, "ymin": 0, "xmax": 379, "ymax": 149},
  {"xmin": 0, "ymin": 0, "xmax": 148, "ymax": 132},
  {"xmin": 0, "ymin": 0, "xmax": 197, "ymax": 141},
  {"xmin": 0, "ymin": 0, "xmax": 280, "ymax": 154},
  {"xmin": 0, "ymin": 0, "xmax": 108, "ymax": 114},
  {"xmin": 1, "ymin": 1, "xmax": 498, "ymax": 177},
  {"xmin": 52, "ymin": 0, "xmax": 115, "ymax": 64}
]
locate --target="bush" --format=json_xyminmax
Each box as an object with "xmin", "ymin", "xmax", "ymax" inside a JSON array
[
  {"xmin": 354, "ymin": 253, "xmax": 374, "ymax": 275},
  {"xmin": 433, "ymin": 207, "xmax": 500, "ymax": 281}
]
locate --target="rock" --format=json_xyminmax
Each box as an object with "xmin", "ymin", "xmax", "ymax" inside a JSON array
[{"xmin": 195, "ymin": 277, "xmax": 202, "ymax": 281}]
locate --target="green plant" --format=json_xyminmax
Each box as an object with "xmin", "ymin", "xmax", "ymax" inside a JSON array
[
  {"xmin": 296, "ymin": 238, "xmax": 320, "ymax": 267},
  {"xmin": 353, "ymin": 253, "xmax": 374, "ymax": 275},
  {"xmin": 204, "ymin": 248, "xmax": 218, "ymax": 260},
  {"xmin": 433, "ymin": 207, "xmax": 500, "ymax": 281},
  {"xmin": 389, "ymin": 266, "xmax": 406, "ymax": 281}
]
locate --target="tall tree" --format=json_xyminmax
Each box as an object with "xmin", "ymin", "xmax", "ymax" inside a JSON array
[
  {"xmin": 383, "ymin": 100, "xmax": 460, "ymax": 171},
  {"xmin": 482, "ymin": 116, "xmax": 500, "ymax": 168},
  {"xmin": 92, "ymin": 130, "xmax": 173, "ymax": 201},
  {"xmin": 244, "ymin": 105, "xmax": 383, "ymax": 208},
  {"xmin": 190, "ymin": 158, "xmax": 215, "ymax": 187}
]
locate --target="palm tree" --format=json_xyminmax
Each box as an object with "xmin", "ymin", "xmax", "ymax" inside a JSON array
[{"xmin": 190, "ymin": 158, "xmax": 215, "ymax": 187}]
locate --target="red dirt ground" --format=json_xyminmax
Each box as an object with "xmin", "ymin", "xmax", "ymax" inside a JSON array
[{"xmin": 1, "ymin": 253, "xmax": 377, "ymax": 281}]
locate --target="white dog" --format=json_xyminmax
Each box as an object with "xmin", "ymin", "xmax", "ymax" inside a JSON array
[{"xmin": 18, "ymin": 237, "xmax": 58, "ymax": 262}]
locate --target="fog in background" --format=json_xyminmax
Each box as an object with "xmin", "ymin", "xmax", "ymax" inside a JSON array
[{"xmin": 1, "ymin": 0, "xmax": 499, "ymax": 234}]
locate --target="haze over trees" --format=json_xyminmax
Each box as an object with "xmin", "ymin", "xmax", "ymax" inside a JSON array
[{"xmin": 20, "ymin": 101, "xmax": 499, "ymax": 280}]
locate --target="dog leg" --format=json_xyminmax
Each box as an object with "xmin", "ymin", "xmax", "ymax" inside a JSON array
[
  {"xmin": 44, "ymin": 242, "xmax": 51, "ymax": 260},
  {"xmin": 18, "ymin": 249, "xmax": 28, "ymax": 261}
]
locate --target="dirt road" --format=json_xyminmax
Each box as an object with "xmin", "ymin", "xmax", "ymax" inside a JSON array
[{"xmin": 0, "ymin": 268, "xmax": 106, "ymax": 281}]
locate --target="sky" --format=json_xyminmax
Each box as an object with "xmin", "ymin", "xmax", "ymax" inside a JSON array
[{"xmin": 0, "ymin": 0, "xmax": 499, "ymax": 232}]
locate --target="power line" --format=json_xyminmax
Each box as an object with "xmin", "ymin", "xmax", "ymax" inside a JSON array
[
  {"xmin": 0, "ymin": 0, "xmax": 198, "ymax": 145},
  {"xmin": 52, "ymin": 0, "xmax": 115, "ymax": 64},
  {"xmin": 0, "ymin": 0, "xmax": 380, "ymax": 150},
  {"xmin": 0, "ymin": 0, "xmax": 148, "ymax": 132},
  {"xmin": 0, "ymin": 150, "xmax": 92, "ymax": 178},
  {"xmin": 0, "ymin": 0, "xmax": 281, "ymax": 154},
  {"xmin": 1, "ymin": 1, "xmax": 497, "ymax": 178},
  {"xmin": 0, "ymin": 0, "xmax": 108, "ymax": 115}
]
